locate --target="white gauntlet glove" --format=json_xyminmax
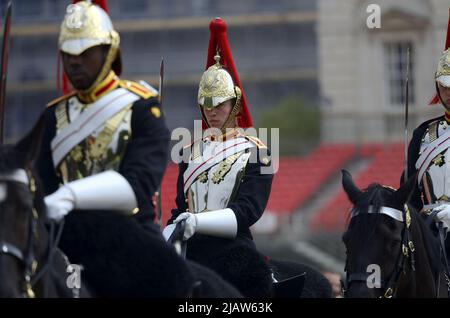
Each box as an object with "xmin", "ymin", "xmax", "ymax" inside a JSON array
[
  {"xmin": 173, "ymin": 212, "xmax": 197, "ymax": 241},
  {"xmin": 172, "ymin": 208, "xmax": 238, "ymax": 241},
  {"xmin": 432, "ymin": 204, "xmax": 450, "ymax": 231},
  {"xmin": 44, "ymin": 186, "xmax": 75, "ymax": 221},
  {"xmin": 44, "ymin": 171, "xmax": 137, "ymax": 221}
]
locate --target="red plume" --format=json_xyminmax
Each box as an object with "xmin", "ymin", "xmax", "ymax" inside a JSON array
[
  {"xmin": 446, "ymin": 9, "xmax": 450, "ymax": 50},
  {"xmin": 430, "ymin": 8, "xmax": 450, "ymax": 105},
  {"xmin": 203, "ymin": 18, "xmax": 253, "ymax": 128},
  {"xmin": 72, "ymin": 0, "xmax": 109, "ymax": 13},
  {"xmin": 57, "ymin": 52, "xmax": 71, "ymax": 94}
]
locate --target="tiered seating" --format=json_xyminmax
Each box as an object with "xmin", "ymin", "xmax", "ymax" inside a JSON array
[
  {"xmin": 265, "ymin": 144, "xmax": 356, "ymax": 215},
  {"xmin": 310, "ymin": 143, "xmax": 404, "ymax": 232}
]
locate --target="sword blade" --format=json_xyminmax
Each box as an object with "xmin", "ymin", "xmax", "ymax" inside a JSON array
[
  {"xmin": 158, "ymin": 58, "xmax": 164, "ymax": 105},
  {"xmin": 156, "ymin": 58, "xmax": 164, "ymax": 223},
  {"xmin": 404, "ymin": 46, "xmax": 410, "ymax": 181},
  {"xmin": 0, "ymin": 1, "xmax": 12, "ymax": 145}
]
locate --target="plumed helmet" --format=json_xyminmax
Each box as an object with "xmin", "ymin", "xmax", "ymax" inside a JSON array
[
  {"xmin": 430, "ymin": 8, "xmax": 450, "ymax": 104},
  {"xmin": 58, "ymin": 1, "xmax": 119, "ymax": 56},
  {"xmin": 198, "ymin": 54, "xmax": 237, "ymax": 109},
  {"xmin": 198, "ymin": 17, "xmax": 252, "ymax": 129},
  {"xmin": 57, "ymin": 1, "xmax": 122, "ymax": 94},
  {"xmin": 436, "ymin": 48, "xmax": 450, "ymax": 88}
]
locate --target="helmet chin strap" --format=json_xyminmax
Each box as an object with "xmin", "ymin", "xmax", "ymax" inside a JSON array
[
  {"xmin": 436, "ymin": 82, "xmax": 450, "ymax": 110},
  {"xmin": 201, "ymin": 86, "xmax": 242, "ymax": 134},
  {"xmin": 80, "ymin": 32, "xmax": 120, "ymax": 95}
]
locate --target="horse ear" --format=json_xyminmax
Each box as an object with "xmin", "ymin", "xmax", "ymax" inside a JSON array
[
  {"xmin": 342, "ymin": 169, "xmax": 362, "ymax": 204},
  {"xmin": 15, "ymin": 112, "xmax": 46, "ymax": 166},
  {"xmin": 393, "ymin": 172, "xmax": 417, "ymax": 204}
]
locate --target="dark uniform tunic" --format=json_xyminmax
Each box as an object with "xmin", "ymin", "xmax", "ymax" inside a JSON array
[
  {"xmin": 403, "ymin": 114, "xmax": 450, "ymax": 264},
  {"xmin": 168, "ymin": 132, "xmax": 274, "ymax": 297},
  {"xmin": 34, "ymin": 73, "xmax": 196, "ymax": 297},
  {"xmin": 37, "ymin": 72, "xmax": 169, "ymax": 226},
  {"xmin": 403, "ymin": 114, "xmax": 449, "ymax": 211}
]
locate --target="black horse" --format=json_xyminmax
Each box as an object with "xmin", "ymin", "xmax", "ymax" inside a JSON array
[
  {"xmin": 341, "ymin": 169, "xmax": 449, "ymax": 298},
  {"xmin": 0, "ymin": 116, "xmax": 242, "ymax": 298},
  {"xmin": 0, "ymin": 117, "xmax": 90, "ymax": 297},
  {"xmin": 168, "ymin": 220, "xmax": 330, "ymax": 298}
]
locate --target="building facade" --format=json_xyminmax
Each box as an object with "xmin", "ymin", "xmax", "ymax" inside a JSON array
[
  {"xmin": 319, "ymin": 0, "xmax": 447, "ymax": 143},
  {"xmin": 2, "ymin": 0, "xmax": 318, "ymax": 142}
]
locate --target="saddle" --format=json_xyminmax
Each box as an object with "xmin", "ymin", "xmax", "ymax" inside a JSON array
[{"xmin": 168, "ymin": 221, "xmax": 306, "ymax": 297}]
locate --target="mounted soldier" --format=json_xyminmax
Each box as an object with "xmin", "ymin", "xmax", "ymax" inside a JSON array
[
  {"xmin": 404, "ymin": 12, "xmax": 450, "ymax": 231},
  {"xmin": 403, "ymin": 15, "xmax": 450, "ymax": 288},
  {"xmin": 34, "ymin": 0, "xmax": 195, "ymax": 297},
  {"xmin": 38, "ymin": 0, "xmax": 168, "ymax": 229},
  {"xmin": 163, "ymin": 17, "xmax": 275, "ymax": 297}
]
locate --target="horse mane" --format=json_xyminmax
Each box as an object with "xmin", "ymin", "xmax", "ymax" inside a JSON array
[
  {"xmin": 58, "ymin": 210, "xmax": 197, "ymax": 297},
  {"xmin": 349, "ymin": 182, "xmax": 443, "ymax": 276},
  {"xmin": 353, "ymin": 183, "xmax": 394, "ymax": 215},
  {"xmin": 409, "ymin": 206, "xmax": 443, "ymax": 275},
  {"xmin": 0, "ymin": 144, "xmax": 47, "ymax": 218},
  {"xmin": 0, "ymin": 145, "xmax": 26, "ymax": 173}
]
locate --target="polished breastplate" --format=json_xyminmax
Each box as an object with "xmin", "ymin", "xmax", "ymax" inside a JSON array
[
  {"xmin": 419, "ymin": 119, "xmax": 450, "ymax": 205},
  {"xmin": 185, "ymin": 138, "xmax": 252, "ymax": 213},
  {"xmin": 54, "ymin": 96, "xmax": 132, "ymax": 183}
]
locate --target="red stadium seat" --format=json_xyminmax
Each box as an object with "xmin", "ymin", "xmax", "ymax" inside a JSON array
[{"xmin": 310, "ymin": 143, "xmax": 403, "ymax": 232}]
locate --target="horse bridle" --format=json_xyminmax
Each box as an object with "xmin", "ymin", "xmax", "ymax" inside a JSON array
[
  {"xmin": 0, "ymin": 168, "xmax": 63, "ymax": 298},
  {"xmin": 342, "ymin": 204, "xmax": 416, "ymax": 298}
]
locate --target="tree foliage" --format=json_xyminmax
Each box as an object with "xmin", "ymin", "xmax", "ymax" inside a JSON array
[{"xmin": 256, "ymin": 96, "xmax": 320, "ymax": 155}]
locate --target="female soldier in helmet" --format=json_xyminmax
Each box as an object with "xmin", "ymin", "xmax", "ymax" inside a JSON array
[{"xmin": 164, "ymin": 18, "xmax": 275, "ymax": 297}]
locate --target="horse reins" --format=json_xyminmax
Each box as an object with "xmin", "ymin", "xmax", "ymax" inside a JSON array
[
  {"xmin": 0, "ymin": 168, "xmax": 64, "ymax": 298},
  {"xmin": 343, "ymin": 204, "xmax": 416, "ymax": 298}
]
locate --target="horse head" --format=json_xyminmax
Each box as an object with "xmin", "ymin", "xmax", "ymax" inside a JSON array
[
  {"xmin": 340, "ymin": 169, "xmax": 442, "ymax": 298},
  {"xmin": 0, "ymin": 114, "xmax": 60, "ymax": 297}
]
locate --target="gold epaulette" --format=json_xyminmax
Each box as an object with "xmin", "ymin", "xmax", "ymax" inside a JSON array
[
  {"xmin": 244, "ymin": 135, "xmax": 267, "ymax": 149},
  {"xmin": 46, "ymin": 91, "xmax": 77, "ymax": 108},
  {"xmin": 119, "ymin": 80, "xmax": 158, "ymax": 99}
]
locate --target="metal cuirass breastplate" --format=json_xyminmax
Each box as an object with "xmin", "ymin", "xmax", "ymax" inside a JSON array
[
  {"xmin": 55, "ymin": 96, "xmax": 133, "ymax": 183},
  {"xmin": 419, "ymin": 119, "xmax": 450, "ymax": 205},
  {"xmin": 185, "ymin": 139, "xmax": 252, "ymax": 213}
]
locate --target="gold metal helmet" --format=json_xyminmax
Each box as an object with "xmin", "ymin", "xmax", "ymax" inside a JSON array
[
  {"xmin": 198, "ymin": 54, "xmax": 240, "ymax": 109},
  {"xmin": 436, "ymin": 48, "xmax": 450, "ymax": 88},
  {"xmin": 197, "ymin": 54, "xmax": 242, "ymax": 131},
  {"xmin": 58, "ymin": 1, "xmax": 120, "ymax": 93}
]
